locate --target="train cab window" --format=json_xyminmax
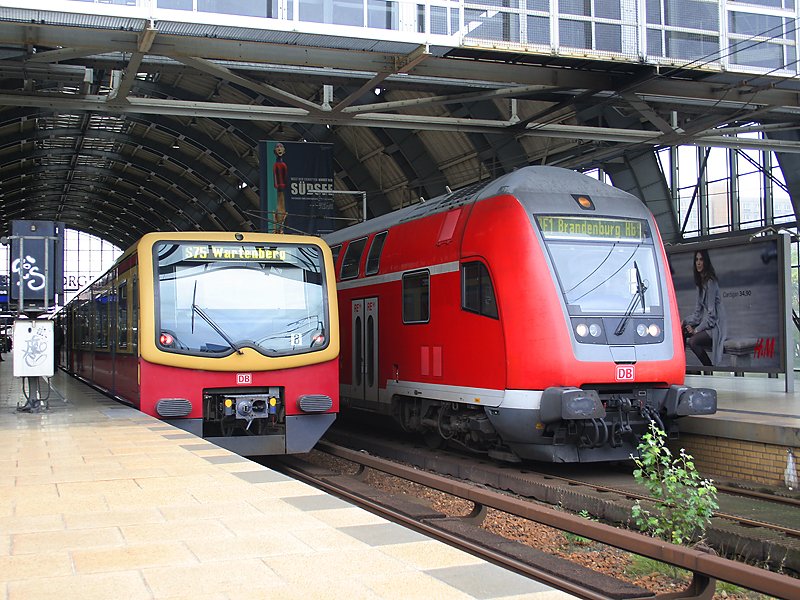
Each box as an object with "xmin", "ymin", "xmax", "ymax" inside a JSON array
[
  {"xmin": 117, "ymin": 281, "xmax": 128, "ymax": 349},
  {"xmin": 340, "ymin": 237, "xmax": 368, "ymax": 280},
  {"xmin": 365, "ymin": 231, "xmax": 387, "ymax": 276},
  {"xmin": 462, "ymin": 262, "xmax": 498, "ymax": 319},
  {"xmin": 402, "ymin": 270, "xmax": 430, "ymax": 323},
  {"xmin": 154, "ymin": 241, "xmax": 329, "ymax": 357}
]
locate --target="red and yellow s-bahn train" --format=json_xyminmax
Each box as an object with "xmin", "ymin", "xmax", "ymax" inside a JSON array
[
  {"xmin": 58, "ymin": 232, "xmax": 339, "ymax": 455},
  {"xmin": 324, "ymin": 166, "xmax": 717, "ymax": 463}
]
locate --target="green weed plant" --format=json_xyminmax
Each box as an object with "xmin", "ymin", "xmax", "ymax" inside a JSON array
[
  {"xmin": 630, "ymin": 423, "xmax": 718, "ymax": 545},
  {"xmin": 563, "ymin": 509, "xmax": 596, "ymax": 547}
]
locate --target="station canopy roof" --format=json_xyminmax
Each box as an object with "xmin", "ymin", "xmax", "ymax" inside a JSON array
[{"xmin": 0, "ymin": 6, "xmax": 799, "ymax": 248}]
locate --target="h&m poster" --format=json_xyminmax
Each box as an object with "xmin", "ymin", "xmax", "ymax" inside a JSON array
[
  {"xmin": 258, "ymin": 141, "xmax": 335, "ymax": 235},
  {"xmin": 668, "ymin": 236, "xmax": 789, "ymax": 373}
]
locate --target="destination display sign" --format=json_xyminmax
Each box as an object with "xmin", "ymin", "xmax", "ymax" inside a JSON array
[
  {"xmin": 537, "ymin": 216, "xmax": 644, "ymax": 241},
  {"xmin": 181, "ymin": 245, "xmax": 288, "ymax": 261}
]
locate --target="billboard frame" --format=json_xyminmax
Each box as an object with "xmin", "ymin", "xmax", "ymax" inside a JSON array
[{"xmin": 667, "ymin": 232, "xmax": 793, "ymax": 392}]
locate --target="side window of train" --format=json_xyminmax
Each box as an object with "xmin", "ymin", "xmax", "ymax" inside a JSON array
[
  {"xmin": 108, "ymin": 283, "xmax": 118, "ymax": 349},
  {"xmin": 79, "ymin": 297, "xmax": 91, "ymax": 349},
  {"xmin": 462, "ymin": 262, "xmax": 498, "ymax": 319},
  {"xmin": 117, "ymin": 281, "xmax": 128, "ymax": 349},
  {"xmin": 340, "ymin": 237, "xmax": 368, "ymax": 280},
  {"xmin": 83, "ymin": 296, "xmax": 92, "ymax": 349},
  {"xmin": 95, "ymin": 290, "xmax": 109, "ymax": 348},
  {"xmin": 402, "ymin": 270, "xmax": 430, "ymax": 324},
  {"xmin": 132, "ymin": 276, "xmax": 139, "ymax": 352},
  {"xmin": 330, "ymin": 244, "xmax": 342, "ymax": 269},
  {"xmin": 365, "ymin": 231, "xmax": 388, "ymax": 276}
]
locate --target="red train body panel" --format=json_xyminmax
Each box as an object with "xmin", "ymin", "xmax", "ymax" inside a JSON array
[
  {"xmin": 58, "ymin": 232, "xmax": 339, "ymax": 456},
  {"xmin": 138, "ymin": 359, "xmax": 338, "ymax": 420},
  {"xmin": 326, "ymin": 166, "xmax": 716, "ymax": 463}
]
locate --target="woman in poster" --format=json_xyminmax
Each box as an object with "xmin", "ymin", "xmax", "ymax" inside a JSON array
[
  {"xmin": 682, "ymin": 249, "xmax": 727, "ymax": 366},
  {"xmin": 273, "ymin": 142, "xmax": 288, "ymax": 233}
]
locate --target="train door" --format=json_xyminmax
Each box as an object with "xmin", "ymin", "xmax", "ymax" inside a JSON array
[{"xmin": 351, "ymin": 297, "xmax": 379, "ymax": 405}]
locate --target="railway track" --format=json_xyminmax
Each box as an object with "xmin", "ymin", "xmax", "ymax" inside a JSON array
[
  {"xmin": 268, "ymin": 442, "xmax": 799, "ymax": 600},
  {"xmin": 324, "ymin": 425, "xmax": 800, "ymax": 576},
  {"xmin": 482, "ymin": 464, "xmax": 800, "ymax": 540}
]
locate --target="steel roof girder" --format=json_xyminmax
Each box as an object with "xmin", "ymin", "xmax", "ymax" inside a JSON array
[
  {"xmin": 0, "ymin": 131, "xmax": 236, "ymax": 218},
  {"xmin": 1, "ymin": 93, "xmax": 799, "ymax": 154}
]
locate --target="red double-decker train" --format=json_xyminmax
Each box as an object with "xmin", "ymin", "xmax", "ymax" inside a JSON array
[
  {"xmin": 325, "ymin": 166, "xmax": 716, "ymax": 463},
  {"xmin": 58, "ymin": 231, "xmax": 339, "ymax": 455}
]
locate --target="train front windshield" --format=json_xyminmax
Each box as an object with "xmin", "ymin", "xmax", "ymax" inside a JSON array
[
  {"xmin": 536, "ymin": 215, "xmax": 663, "ymax": 316},
  {"xmin": 154, "ymin": 241, "xmax": 329, "ymax": 356}
]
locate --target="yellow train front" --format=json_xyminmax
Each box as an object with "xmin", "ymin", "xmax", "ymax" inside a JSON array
[{"xmin": 60, "ymin": 232, "xmax": 339, "ymax": 455}]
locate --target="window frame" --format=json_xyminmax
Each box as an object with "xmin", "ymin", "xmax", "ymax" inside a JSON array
[
  {"xmin": 402, "ymin": 269, "xmax": 430, "ymax": 324},
  {"xmin": 340, "ymin": 237, "xmax": 368, "ymax": 280},
  {"xmin": 330, "ymin": 244, "xmax": 342, "ymax": 270},
  {"xmin": 117, "ymin": 280, "xmax": 129, "ymax": 349},
  {"xmin": 461, "ymin": 261, "xmax": 499, "ymax": 319},
  {"xmin": 365, "ymin": 231, "xmax": 388, "ymax": 276}
]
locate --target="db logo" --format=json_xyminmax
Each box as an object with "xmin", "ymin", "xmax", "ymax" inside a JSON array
[
  {"xmin": 236, "ymin": 373, "xmax": 252, "ymax": 385},
  {"xmin": 615, "ymin": 365, "xmax": 635, "ymax": 381}
]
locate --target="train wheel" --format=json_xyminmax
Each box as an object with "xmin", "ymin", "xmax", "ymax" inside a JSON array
[{"xmin": 423, "ymin": 430, "xmax": 445, "ymax": 449}]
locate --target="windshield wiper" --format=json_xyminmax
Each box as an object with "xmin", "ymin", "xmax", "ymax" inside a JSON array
[
  {"xmin": 614, "ymin": 261, "xmax": 647, "ymax": 336},
  {"xmin": 192, "ymin": 304, "xmax": 244, "ymax": 354},
  {"xmin": 191, "ymin": 281, "xmax": 197, "ymax": 333}
]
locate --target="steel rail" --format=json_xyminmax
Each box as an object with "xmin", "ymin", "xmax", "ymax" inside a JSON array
[
  {"xmin": 509, "ymin": 469, "xmax": 800, "ymax": 539},
  {"xmin": 317, "ymin": 441, "xmax": 800, "ymax": 600},
  {"xmin": 330, "ymin": 428, "xmax": 800, "ymax": 538},
  {"xmin": 715, "ymin": 483, "xmax": 800, "ymax": 508}
]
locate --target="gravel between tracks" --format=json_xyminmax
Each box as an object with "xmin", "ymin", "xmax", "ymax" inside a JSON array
[{"xmin": 304, "ymin": 450, "xmax": 770, "ymax": 600}]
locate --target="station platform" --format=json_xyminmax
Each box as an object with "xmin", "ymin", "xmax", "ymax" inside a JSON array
[
  {"xmin": 676, "ymin": 373, "xmax": 800, "ymax": 487},
  {"xmin": 0, "ymin": 359, "xmax": 576, "ymax": 600}
]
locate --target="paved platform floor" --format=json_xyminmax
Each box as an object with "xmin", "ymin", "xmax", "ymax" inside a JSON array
[
  {"xmin": 683, "ymin": 373, "xmax": 800, "ymax": 446},
  {"xmin": 0, "ymin": 360, "xmax": 576, "ymax": 600}
]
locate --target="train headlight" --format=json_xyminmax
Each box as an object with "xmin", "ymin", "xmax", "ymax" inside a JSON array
[
  {"xmin": 648, "ymin": 323, "xmax": 661, "ymax": 337},
  {"xmin": 575, "ymin": 323, "xmax": 589, "ymax": 337},
  {"xmin": 636, "ymin": 323, "xmax": 648, "ymax": 337},
  {"xmin": 589, "ymin": 323, "xmax": 602, "ymax": 337},
  {"xmin": 159, "ymin": 332, "xmax": 174, "ymax": 347}
]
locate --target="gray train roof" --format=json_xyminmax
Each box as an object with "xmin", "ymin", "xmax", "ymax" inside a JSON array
[{"xmin": 323, "ymin": 166, "xmax": 650, "ymax": 245}]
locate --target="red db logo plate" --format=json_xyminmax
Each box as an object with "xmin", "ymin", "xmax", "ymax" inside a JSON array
[
  {"xmin": 236, "ymin": 373, "xmax": 252, "ymax": 385},
  {"xmin": 615, "ymin": 365, "xmax": 635, "ymax": 381}
]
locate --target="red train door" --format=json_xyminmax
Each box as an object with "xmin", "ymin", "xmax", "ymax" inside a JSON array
[{"xmin": 351, "ymin": 297, "xmax": 379, "ymax": 404}]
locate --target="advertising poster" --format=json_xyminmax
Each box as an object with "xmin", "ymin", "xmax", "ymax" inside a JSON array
[
  {"xmin": 258, "ymin": 141, "xmax": 335, "ymax": 235},
  {"xmin": 668, "ymin": 236, "xmax": 786, "ymax": 373},
  {"xmin": 9, "ymin": 220, "xmax": 64, "ymax": 311},
  {"xmin": 12, "ymin": 318, "xmax": 54, "ymax": 378}
]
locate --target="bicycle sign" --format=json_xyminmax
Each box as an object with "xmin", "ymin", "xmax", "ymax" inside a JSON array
[{"xmin": 12, "ymin": 319, "xmax": 55, "ymax": 378}]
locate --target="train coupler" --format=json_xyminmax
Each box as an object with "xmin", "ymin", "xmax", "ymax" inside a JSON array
[{"xmin": 203, "ymin": 387, "xmax": 285, "ymax": 436}]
